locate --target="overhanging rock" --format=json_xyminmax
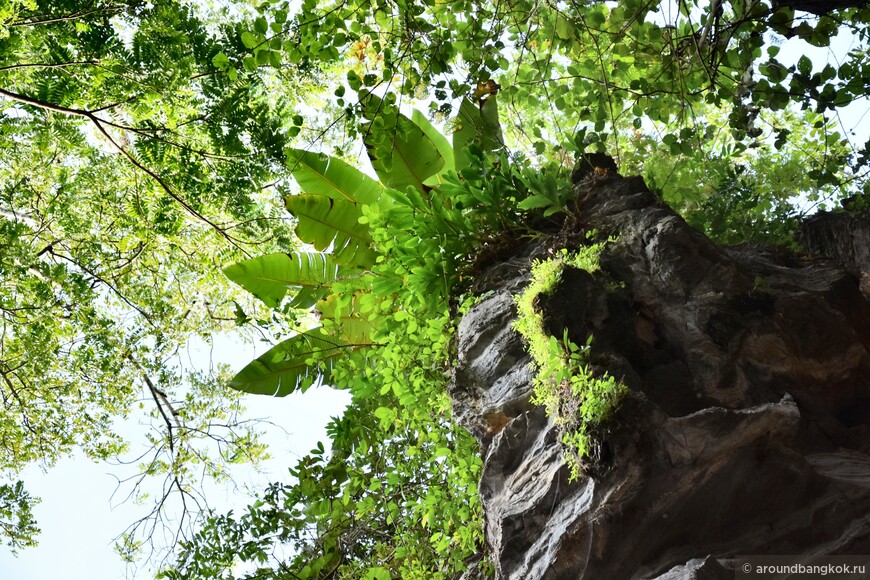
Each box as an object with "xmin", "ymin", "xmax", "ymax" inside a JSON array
[{"xmin": 450, "ymin": 170, "xmax": 870, "ymax": 579}]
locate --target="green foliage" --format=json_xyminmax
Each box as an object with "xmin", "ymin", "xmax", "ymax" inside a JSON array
[
  {"xmin": 359, "ymin": 92, "xmax": 446, "ymax": 189},
  {"xmin": 286, "ymin": 195, "xmax": 378, "ymax": 266},
  {"xmin": 618, "ymin": 105, "xmax": 852, "ymax": 244},
  {"xmin": 516, "ymin": 167, "xmax": 575, "ymax": 217},
  {"xmin": 514, "ymin": 246, "xmax": 628, "ymax": 480},
  {"xmin": 284, "ymin": 148, "xmax": 383, "ymax": 267},
  {"xmin": 0, "ymin": 481, "xmax": 38, "ymax": 554},
  {"xmin": 166, "ymin": 89, "xmax": 540, "ymax": 577},
  {"xmin": 228, "ymin": 327, "xmax": 366, "ymax": 396},
  {"xmin": 453, "ymin": 94, "xmax": 505, "ymax": 175},
  {"xmin": 245, "ymin": 0, "xmax": 869, "ymax": 231},
  {"xmin": 225, "ymin": 87, "xmax": 529, "ymax": 400},
  {"xmin": 682, "ymin": 166, "xmax": 801, "ymax": 247},
  {"xmin": 192, "ymin": 83, "xmax": 627, "ymax": 574},
  {"xmin": 0, "ymin": 0, "xmax": 298, "ymax": 556},
  {"xmin": 6, "ymin": 0, "xmax": 870, "ymax": 572},
  {"xmin": 285, "ymin": 148, "xmax": 383, "ymax": 205}
]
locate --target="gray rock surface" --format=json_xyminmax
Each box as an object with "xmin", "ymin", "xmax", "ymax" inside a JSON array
[{"xmin": 450, "ymin": 171, "xmax": 870, "ymax": 579}]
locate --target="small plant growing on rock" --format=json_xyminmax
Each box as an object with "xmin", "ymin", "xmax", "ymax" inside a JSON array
[{"xmin": 513, "ymin": 244, "xmax": 627, "ymax": 480}]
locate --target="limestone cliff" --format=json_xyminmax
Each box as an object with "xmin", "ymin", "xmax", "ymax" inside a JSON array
[{"xmin": 450, "ymin": 167, "xmax": 870, "ymax": 579}]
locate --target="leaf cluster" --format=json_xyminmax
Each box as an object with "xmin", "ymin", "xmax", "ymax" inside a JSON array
[
  {"xmin": 0, "ymin": 481, "xmax": 38, "ymax": 554},
  {"xmin": 243, "ymin": 0, "xmax": 870, "ymax": 229}
]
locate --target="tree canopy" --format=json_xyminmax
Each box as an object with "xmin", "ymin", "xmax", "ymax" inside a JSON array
[
  {"xmin": 0, "ymin": 0, "xmax": 298, "ymax": 558},
  {"xmin": 0, "ymin": 0, "xmax": 868, "ymax": 576}
]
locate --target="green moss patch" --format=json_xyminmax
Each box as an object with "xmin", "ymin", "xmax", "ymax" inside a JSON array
[{"xmin": 513, "ymin": 244, "xmax": 627, "ymax": 480}]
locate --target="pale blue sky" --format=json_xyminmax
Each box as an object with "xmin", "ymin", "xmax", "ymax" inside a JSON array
[{"xmin": 0, "ymin": 334, "xmax": 350, "ymax": 580}]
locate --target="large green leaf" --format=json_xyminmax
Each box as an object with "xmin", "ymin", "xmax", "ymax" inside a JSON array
[
  {"xmin": 286, "ymin": 148, "xmax": 383, "ymax": 205},
  {"xmin": 411, "ymin": 109, "xmax": 454, "ymax": 184},
  {"xmin": 360, "ymin": 93, "xmax": 445, "ymax": 192},
  {"xmin": 285, "ymin": 194, "xmax": 378, "ymax": 268},
  {"xmin": 453, "ymin": 95, "xmax": 504, "ymax": 174},
  {"xmin": 229, "ymin": 327, "xmax": 368, "ymax": 396},
  {"xmin": 315, "ymin": 292, "xmax": 379, "ymax": 344},
  {"xmin": 224, "ymin": 252, "xmax": 346, "ymax": 309}
]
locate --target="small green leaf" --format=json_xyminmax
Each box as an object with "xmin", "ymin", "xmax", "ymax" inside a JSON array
[
  {"xmin": 518, "ymin": 194, "xmax": 556, "ymax": 211},
  {"xmin": 253, "ymin": 16, "xmax": 268, "ymax": 35},
  {"xmin": 212, "ymin": 52, "xmax": 230, "ymax": 69},
  {"xmin": 241, "ymin": 31, "xmax": 259, "ymax": 49},
  {"xmin": 797, "ymin": 55, "xmax": 812, "ymax": 76}
]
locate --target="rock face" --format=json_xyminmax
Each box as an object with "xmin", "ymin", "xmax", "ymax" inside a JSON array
[{"xmin": 450, "ymin": 170, "xmax": 870, "ymax": 579}]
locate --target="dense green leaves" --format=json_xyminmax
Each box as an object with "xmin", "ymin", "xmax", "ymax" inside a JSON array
[
  {"xmin": 0, "ymin": 0, "xmax": 295, "ymax": 556},
  {"xmin": 170, "ymin": 91, "xmax": 519, "ymax": 578},
  {"xmin": 0, "ymin": 482, "xmax": 38, "ymax": 554},
  {"xmin": 5, "ymin": 0, "xmax": 870, "ymax": 574},
  {"xmin": 170, "ymin": 0, "xmax": 870, "ymax": 574}
]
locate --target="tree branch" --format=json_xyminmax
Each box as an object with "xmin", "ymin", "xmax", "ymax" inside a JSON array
[
  {"xmin": 0, "ymin": 61, "xmax": 99, "ymax": 72},
  {"xmin": 8, "ymin": 3, "xmax": 122, "ymax": 28},
  {"xmin": 127, "ymin": 354, "xmax": 181, "ymax": 453}
]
